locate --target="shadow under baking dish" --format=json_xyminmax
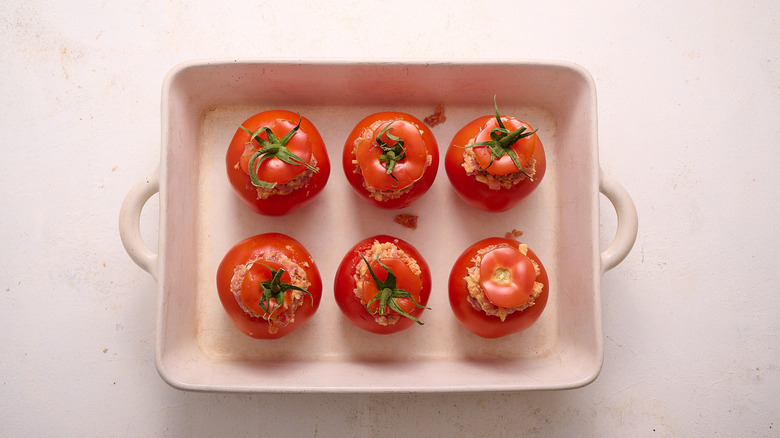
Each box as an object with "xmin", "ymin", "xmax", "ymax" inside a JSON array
[{"xmin": 155, "ymin": 61, "xmax": 603, "ymax": 392}]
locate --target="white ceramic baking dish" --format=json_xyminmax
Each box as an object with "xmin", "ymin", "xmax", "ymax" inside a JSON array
[{"xmin": 119, "ymin": 60, "xmax": 637, "ymax": 393}]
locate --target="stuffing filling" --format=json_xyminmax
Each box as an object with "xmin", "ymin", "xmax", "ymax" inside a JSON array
[
  {"xmin": 357, "ymin": 159, "xmax": 431, "ymax": 201},
  {"xmin": 464, "ymin": 243, "xmax": 543, "ymax": 321},
  {"xmin": 423, "ymin": 103, "xmax": 447, "ymax": 127},
  {"xmin": 352, "ymin": 240, "xmax": 422, "ymax": 326},
  {"xmin": 234, "ymin": 156, "xmax": 318, "ymax": 200},
  {"xmin": 461, "ymin": 147, "xmax": 536, "ymax": 190},
  {"xmin": 394, "ymin": 213, "xmax": 418, "ymax": 229},
  {"xmin": 229, "ymin": 250, "xmax": 311, "ymax": 334}
]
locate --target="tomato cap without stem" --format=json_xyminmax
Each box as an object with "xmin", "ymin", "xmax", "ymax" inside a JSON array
[{"xmin": 479, "ymin": 247, "xmax": 536, "ymax": 308}]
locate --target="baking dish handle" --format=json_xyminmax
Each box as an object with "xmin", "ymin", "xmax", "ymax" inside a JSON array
[
  {"xmin": 599, "ymin": 170, "xmax": 638, "ymax": 272},
  {"xmin": 119, "ymin": 167, "xmax": 160, "ymax": 280}
]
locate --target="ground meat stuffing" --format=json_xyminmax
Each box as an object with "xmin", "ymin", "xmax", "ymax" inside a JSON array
[
  {"xmin": 461, "ymin": 147, "xmax": 536, "ymax": 190},
  {"xmin": 464, "ymin": 242, "xmax": 544, "ymax": 321},
  {"xmin": 247, "ymin": 156, "xmax": 318, "ymax": 200},
  {"xmin": 505, "ymin": 229, "xmax": 524, "ymax": 240},
  {"xmin": 355, "ymin": 155, "xmax": 433, "ymax": 201},
  {"xmin": 423, "ymin": 104, "xmax": 446, "ymax": 127},
  {"xmin": 394, "ymin": 214, "xmax": 418, "ymax": 229},
  {"xmin": 229, "ymin": 250, "xmax": 310, "ymax": 334},
  {"xmin": 352, "ymin": 239, "xmax": 422, "ymax": 326}
]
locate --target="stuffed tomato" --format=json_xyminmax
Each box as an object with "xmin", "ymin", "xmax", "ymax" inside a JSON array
[
  {"xmin": 216, "ymin": 233, "xmax": 322, "ymax": 339},
  {"xmin": 449, "ymin": 237, "xmax": 549, "ymax": 338},
  {"xmin": 343, "ymin": 112, "xmax": 439, "ymax": 209},
  {"xmin": 445, "ymin": 99, "xmax": 545, "ymax": 212},
  {"xmin": 226, "ymin": 110, "xmax": 330, "ymax": 216},
  {"xmin": 334, "ymin": 235, "xmax": 431, "ymax": 334}
]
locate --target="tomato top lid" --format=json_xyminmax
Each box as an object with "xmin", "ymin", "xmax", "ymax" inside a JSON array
[
  {"xmin": 356, "ymin": 119, "xmax": 429, "ymax": 192},
  {"xmin": 239, "ymin": 117, "xmax": 317, "ymax": 186},
  {"xmin": 472, "ymin": 117, "xmax": 537, "ymax": 176},
  {"xmin": 478, "ymin": 246, "xmax": 536, "ymax": 308},
  {"xmin": 461, "ymin": 97, "xmax": 539, "ymax": 178}
]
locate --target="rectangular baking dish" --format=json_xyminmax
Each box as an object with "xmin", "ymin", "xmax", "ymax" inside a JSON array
[{"xmin": 119, "ymin": 60, "xmax": 637, "ymax": 392}]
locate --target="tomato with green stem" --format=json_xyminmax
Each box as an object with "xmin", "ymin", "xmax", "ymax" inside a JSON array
[
  {"xmin": 216, "ymin": 233, "xmax": 322, "ymax": 339},
  {"xmin": 343, "ymin": 112, "xmax": 439, "ymax": 209},
  {"xmin": 445, "ymin": 99, "xmax": 546, "ymax": 212},
  {"xmin": 226, "ymin": 110, "xmax": 330, "ymax": 216},
  {"xmin": 334, "ymin": 235, "xmax": 432, "ymax": 334},
  {"xmin": 449, "ymin": 237, "xmax": 549, "ymax": 338}
]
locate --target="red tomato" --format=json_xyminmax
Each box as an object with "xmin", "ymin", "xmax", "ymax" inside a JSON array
[
  {"xmin": 226, "ymin": 110, "xmax": 330, "ymax": 216},
  {"xmin": 216, "ymin": 233, "xmax": 322, "ymax": 339},
  {"xmin": 445, "ymin": 102, "xmax": 546, "ymax": 212},
  {"xmin": 334, "ymin": 235, "xmax": 432, "ymax": 334},
  {"xmin": 342, "ymin": 112, "xmax": 439, "ymax": 209},
  {"xmin": 448, "ymin": 237, "xmax": 549, "ymax": 338}
]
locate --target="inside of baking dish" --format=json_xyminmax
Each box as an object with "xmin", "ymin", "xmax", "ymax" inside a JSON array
[{"xmin": 156, "ymin": 62, "xmax": 602, "ymax": 391}]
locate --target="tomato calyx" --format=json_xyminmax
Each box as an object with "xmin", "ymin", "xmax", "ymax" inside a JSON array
[
  {"xmin": 248, "ymin": 261, "xmax": 313, "ymax": 317},
  {"xmin": 374, "ymin": 119, "xmax": 408, "ymax": 186},
  {"xmin": 459, "ymin": 98, "xmax": 536, "ymax": 180},
  {"xmin": 239, "ymin": 116, "xmax": 318, "ymax": 188},
  {"xmin": 359, "ymin": 252, "xmax": 428, "ymax": 325}
]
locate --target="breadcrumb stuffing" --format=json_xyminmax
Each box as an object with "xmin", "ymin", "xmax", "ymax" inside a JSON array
[
  {"xmin": 462, "ymin": 147, "xmax": 536, "ymax": 190},
  {"xmin": 357, "ymin": 155, "xmax": 433, "ymax": 201},
  {"xmin": 252, "ymin": 156, "xmax": 319, "ymax": 200}
]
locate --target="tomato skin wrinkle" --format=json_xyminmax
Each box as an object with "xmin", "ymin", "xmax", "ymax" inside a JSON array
[
  {"xmin": 448, "ymin": 237, "xmax": 549, "ymax": 339},
  {"xmin": 216, "ymin": 233, "xmax": 323, "ymax": 339},
  {"xmin": 444, "ymin": 102, "xmax": 546, "ymax": 212},
  {"xmin": 227, "ymin": 110, "xmax": 330, "ymax": 216},
  {"xmin": 334, "ymin": 235, "xmax": 432, "ymax": 335},
  {"xmin": 343, "ymin": 112, "xmax": 439, "ymax": 210}
]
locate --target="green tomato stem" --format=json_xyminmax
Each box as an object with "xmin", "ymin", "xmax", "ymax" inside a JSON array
[
  {"xmin": 374, "ymin": 119, "xmax": 407, "ymax": 183},
  {"xmin": 247, "ymin": 262, "xmax": 313, "ymax": 316},
  {"xmin": 457, "ymin": 97, "xmax": 537, "ymax": 180},
  {"xmin": 359, "ymin": 252, "xmax": 427, "ymax": 325}
]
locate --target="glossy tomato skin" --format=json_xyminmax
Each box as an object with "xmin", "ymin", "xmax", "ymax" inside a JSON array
[
  {"xmin": 216, "ymin": 233, "xmax": 322, "ymax": 339},
  {"xmin": 334, "ymin": 235, "xmax": 432, "ymax": 334},
  {"xmin": 342, "ymin": 112, "xmax": 439, "ymax": 209},
  {"xmin": 448, "ymin": 237, "xmax": 549, "ymax": 339},
  {"xmin": 226, "ymin": 110, "xmax": 330, "ymax": 216},
  {"xmin": 445, "ymin": 115, "xmax": 546, "ymax": 212}
]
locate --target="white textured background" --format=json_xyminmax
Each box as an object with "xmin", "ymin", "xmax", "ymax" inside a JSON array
[{"xmin": 1, "ymin": 0, "xmax": 778, "ymax": 436}]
